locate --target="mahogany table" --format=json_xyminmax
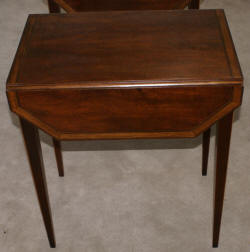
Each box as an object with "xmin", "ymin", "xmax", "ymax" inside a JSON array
[
  {"xmin": 48, "ymin": 0, "xmax": 200, "ymax": 172},
  {"xmin": 6, "ymin": 10, "xmax": 243, "ymax": 248}
]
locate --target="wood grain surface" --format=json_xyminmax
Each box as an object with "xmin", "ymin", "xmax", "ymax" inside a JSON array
[
  {"xmin": 7, "ymin": 10, "xmax": 242, "ymax": 89},
  {"xmin": 15, "ymin": 86, "xmax": 232, "ymax": 133},
  {"xmin": 6, "ymin": 10, "xmax": 243, "ymax": 140}
]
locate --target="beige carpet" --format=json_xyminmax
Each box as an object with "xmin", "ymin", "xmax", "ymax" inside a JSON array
[{"xmin": 0, "ymin": 0, "xmax": 249, "ymax": 251}]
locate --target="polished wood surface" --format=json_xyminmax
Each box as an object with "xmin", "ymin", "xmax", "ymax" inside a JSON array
[
  {"xmin": 6, "ymin": 10, "xmax": 243, "ymax": 247},
  {"xmin": 7, "ymin": 10, "xmax": 243, "ymax": 140},
  {"xmin": 7, "ymin": 10, "xmax": 242, "ymax": 88},
  {"xmin": 53, "ymin": 0, "xmax": 195, "ymax": 12},
  {"xmin": 213, "ymin": 112, "xmax": 233, "ymax": 247},
  {"xmin": 20, "ymin": 118, "xmax": 56, "ymax": 248},
  {"xmin": 47, "ymin": 0, "xmax": 200, "ymax": 174},
  {"xmin": 15, "ymin": 86, "xmax": 235, "ymax": 139}
]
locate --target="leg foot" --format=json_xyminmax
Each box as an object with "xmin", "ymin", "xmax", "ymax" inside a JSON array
[
  {"xmin": 20, "ymin": 118, "xmax": 56, "ymax": 248},
  {"xmin": 188, "ymin": 0, "xmax": 200, "ymax": 9},
  {"xmin": 48, "ymin": 0, "xmax": 60, "ymax": 13},
  {"xmin": 213, "ymin": 112, "xmax": 233, "ymax": 247}
]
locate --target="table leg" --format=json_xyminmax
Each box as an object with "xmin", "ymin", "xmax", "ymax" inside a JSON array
[
  {"xmin": 48, "ymin": 0, "xmax": 60, "ymax": 13},
  {"xmin": 202, "ymin": 128, "xmax": 211, "ymax": 176},
  {"xmin": 213, "ymin": 112, "xmax": 233, "ymax": 248},
  {"xmin": 20, "ymin": 118, "xmax": 56, "ymax": 248},
  {"xmin": 52, "ymin": 138, "xmax": 64, "ymax": 177},
  {"xmin": 188, "ymin": 0, "xmax": 200, "ymax": 9}
]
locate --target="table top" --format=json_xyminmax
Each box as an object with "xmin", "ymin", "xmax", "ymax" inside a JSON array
[
  {"xmin": 54, "ymin": 0, "xmax": 192, "ymax": 12},
  {"xmin": 7, "ymin": 10, "xmax": 242, "ymax": 90}
]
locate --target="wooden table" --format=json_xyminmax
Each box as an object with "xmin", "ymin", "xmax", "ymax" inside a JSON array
[{"xmin": 6, "ymin": 10, "xmax": 243, "ymax": 248}]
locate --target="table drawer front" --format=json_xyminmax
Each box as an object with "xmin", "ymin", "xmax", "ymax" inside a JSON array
[{"xmin": 15, "ymin": 86, "xmax": 234, "ymax": 138}]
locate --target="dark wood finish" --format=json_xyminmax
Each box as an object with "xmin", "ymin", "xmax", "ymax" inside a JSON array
[
  {"xmin": 213, "ymin": 112, "xmax": 233, "ymax": 247},
  {"xmin": 202, "ymin": 128, "xmax": 211, "ymax": 176},
  {"xmin": 19, "ymin": 118, "xmax": 56, "ymax": 248},
  {"xmin": 7, "ymin": 10, "xmax": 242, "ymax": 87},
  {"xmin": 54, "ymin": 0, "xmax": 194, "ymax": 12},
  {"xmin": 6, "ymin": 10, "xmax": 243, "ymax": 140},
  {"xmin": 6, "ymin": 10, "xmax": 243, "ymax": 247},
  {"xmin": 48, "ymin": 0, "xmax": 60, "ymax": 13},
  {"xmin": 52, "ymin": 138, "xmax": 64, "ymax": 176},
  {"xmin": 15, "ymin": 86, "xmax": 234, "ymax": 139},
  {"xmin": 48, "ymin": 0, "xmax": 200, "ymax": 174},
  {"xmin": 188, "ymin": 0, "xmax": 200, "ymax": 9}
]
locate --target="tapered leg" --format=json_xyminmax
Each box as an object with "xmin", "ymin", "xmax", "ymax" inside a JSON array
[
  {"xmin": 53, "ymin": 138, "xmax": 64, "ymax": 177},
  {"xmin": 213, "ymin": 112, "xmax": 233, "ymax": 248},
  {"xmin": 48, "ymin": 0, "xmax": 60, "ymax": 13},
  {"xmin": 202, "ymin": 128, "xmax": 211, "ymax": 176},
  {"xmin": 188, "ymin": 0, "xmax": 200, "ymax": 9},
  {"xmin": 20, "ymin": 118, "xmax": 56, "ymax": 248}
]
